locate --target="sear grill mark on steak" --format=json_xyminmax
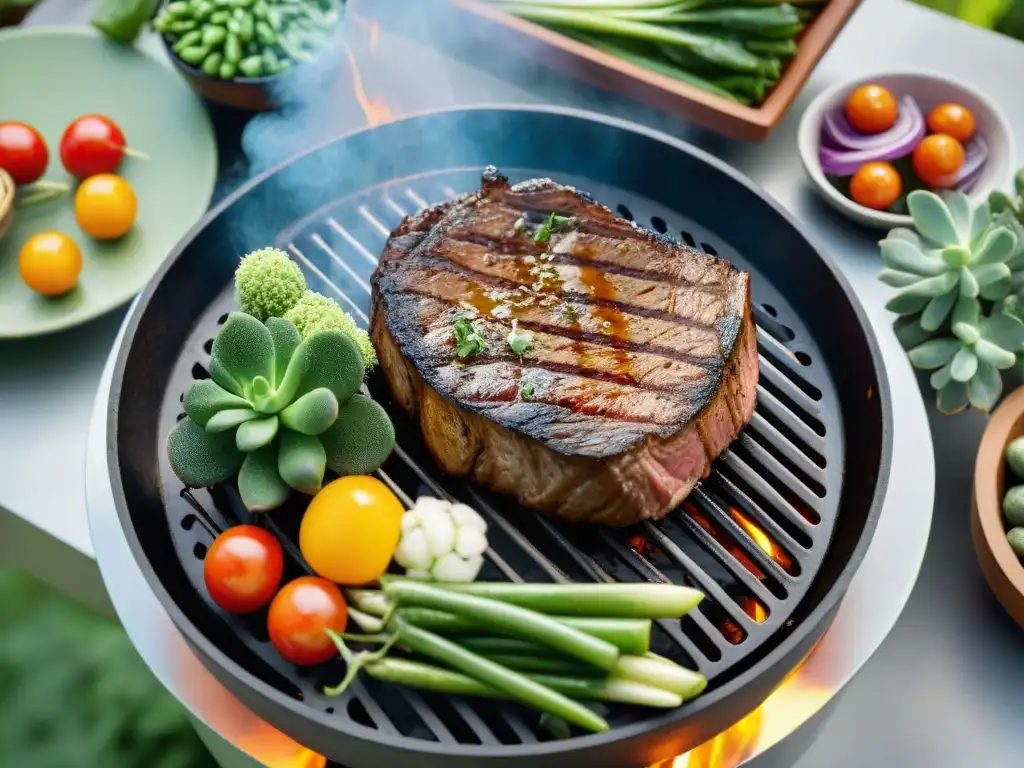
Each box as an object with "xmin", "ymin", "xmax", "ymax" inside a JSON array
[{"xmin": 371, "ymin": 167, "xmax": 758, "ymax": 526}]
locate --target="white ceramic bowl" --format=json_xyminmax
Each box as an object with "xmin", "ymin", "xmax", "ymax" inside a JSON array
[{"xmin": 798, "ymin": 71, "xmax": 1015, "ymax": 230}]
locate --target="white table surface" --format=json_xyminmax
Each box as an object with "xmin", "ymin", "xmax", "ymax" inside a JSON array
[{"xmin": 3, "ymin": 0, "xmax": 1023, "ymax": 765}]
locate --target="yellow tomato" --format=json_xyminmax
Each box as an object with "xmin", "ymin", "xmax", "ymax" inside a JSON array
[
  {"xmin": 19, "ymin": 231, "xmax": 83, "ymax": 296},
  {"xmin": 74, "ymin": 173, "xmax": 137, "ymax": 240},
  {"xmin": 299, "ymin": 476, "xmax": 405, "ymax": 585}
]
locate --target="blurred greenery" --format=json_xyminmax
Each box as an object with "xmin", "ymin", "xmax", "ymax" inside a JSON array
[
  {"xmin": 0, "ymin": 0, "xmax": 36, "ymax": 27},
  {"xmin": 0, "ymin": 565, "xmax": 216, "ymax": 768},
  {"xmin": 912, "ymin": 0, "xmax": 1024, "ymax": 39}
]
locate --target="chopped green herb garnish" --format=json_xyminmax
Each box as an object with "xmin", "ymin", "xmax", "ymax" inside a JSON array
[
  {"xmin": 521, "ymin": 383, "xmax": 535, "ymax": 400},
  {"xmin": 534, "ymin": 212, "xmax": 571, "ymax": 244},
  {"xmin": 453, "ymin": 314, "xmax": 486, "ymax": 359},
  {"xmin": 507, "ymin": 320, "xmax": 534, "ymax": 356}
]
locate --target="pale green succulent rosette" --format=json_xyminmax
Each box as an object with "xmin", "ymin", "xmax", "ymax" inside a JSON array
[
  {"xmin": 880, "ymin": 189, "xmax": 1024, "ymax": 414},
  {"xmin": 166, "ymin": 312, "xmax": 395, "ymax": 512}
]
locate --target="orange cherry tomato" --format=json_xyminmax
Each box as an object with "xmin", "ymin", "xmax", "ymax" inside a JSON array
[
  {"xmin": 912, "ymin": 133, "xmax": 966, "ymax": 188},
  {"xmin": 299, "ymin": 476, "xmax": 404, "ymax": 586},
  {"xmin": 849, "ymin": 162, "xmax": 902, "ymax": 210},
  {"xmin": 18, "ymin": 231, "xmax": 83, "ymax": 296},
  {"xmin": 267, "ymin": 576, "xmax": 348, "ymax": 666},
  {"xmin": 204, "ymin": 525, "xmax": 284, "ymax": 614},
  {"xmin": 845, "ymin": 84, "xmax": 898, "ymax": 134},
  {"xmin": 926, "ymin": 103, "xmax": 976, "ymax": 143},
  {"xmin": 74, "ymin": 173, "xmax": 137, "ymax": 240}
]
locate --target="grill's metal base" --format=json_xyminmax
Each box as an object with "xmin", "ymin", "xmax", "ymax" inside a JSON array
[
  {"xmin": 106, "ymin": 108, "xmax": 889, "ymax": 766},
  {"xmin": 85, "ymin": 294, "xmax": 932, "ymax": 767}
]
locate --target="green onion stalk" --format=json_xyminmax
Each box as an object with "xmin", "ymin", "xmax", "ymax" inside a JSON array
[{"xmin": 477, "ymin": 0, "xmax": 824, "ymax": 105}]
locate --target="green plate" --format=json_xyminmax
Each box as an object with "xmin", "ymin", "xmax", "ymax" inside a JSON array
[{"xmin": 0, "ymin": 27, "xmax": 217, "ymax": 339}]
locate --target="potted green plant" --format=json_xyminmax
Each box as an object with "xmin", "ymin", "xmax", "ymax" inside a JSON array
[{"xmin": 880, "ymin": 169, "xmax": 1024, "ymax": 414}]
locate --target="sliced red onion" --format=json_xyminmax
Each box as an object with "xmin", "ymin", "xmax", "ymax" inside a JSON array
[
  {"xmin": 819, "ymin": 115, "xmax": 927, "ymax": 176},
  {"xmin": 955, "ymin": 134, "xmax": 989, "ymax": 192},
  {"xmin": 821, "ymin": 96, "xmax": 924, "ymax": 152}
]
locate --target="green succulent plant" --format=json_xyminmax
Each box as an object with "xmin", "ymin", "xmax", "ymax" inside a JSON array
[
  {"xmin": 880, "ymin": 191, "xmax": 1017, "ymax": 327},
  {"xmin": 880, "ymin": 187, "xmax": 1024, "ymax": 415},
  {"xmin": 166, "ymin": 312, "xmax": 395, "ymax": 512},
  {"xmin": 989, "ymin": 171, "xmax": 1024, "ymax": 294},
  {"xmin": 906, "ymin": 298, "xmax": 1024, "ymax": 413}
]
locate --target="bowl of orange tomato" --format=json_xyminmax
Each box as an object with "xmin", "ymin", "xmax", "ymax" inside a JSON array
[{"xmin": 798, "ymin": 71, "xmax": 1014, "ymax": 230}]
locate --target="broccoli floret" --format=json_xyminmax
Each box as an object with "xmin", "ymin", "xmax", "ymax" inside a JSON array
[
  {"xmin": 234, "ymin": 248, "xmax": 306, "ymax": 321},
  {"xmin": 284, "ymin": 290, "xmax": 378, "ymax": 371}
]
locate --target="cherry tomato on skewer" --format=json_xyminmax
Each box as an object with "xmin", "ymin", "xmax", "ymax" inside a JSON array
[
  {"xmin": 59, "ymin": 114, "xmax": 147, "ymax": 180},
  {"xmin": 203, "ymin": 525, "xmax": 284, "ymax": 614},
  {"xmin": 0, "ymin": 121, "xmax": 49, "ymax": 185}
]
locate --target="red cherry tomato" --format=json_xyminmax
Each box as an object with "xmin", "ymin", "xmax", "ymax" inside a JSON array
[
  {"xmin": 0, "ymin": 121, "xmax": 49, "ymax": 185},
  {"xmin": 204, "ymin": 525, "xmax": 284, "ymax": 614},
  {"xmin": 267, "ymin": 576, "xmax": 348, "ymax": 666},
  {"xmin": 60, "ymin": 114, "xmax": 131, "ymax": 179}
]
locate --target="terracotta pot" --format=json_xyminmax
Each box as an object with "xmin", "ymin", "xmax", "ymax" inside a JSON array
[{"xmin": 972, "ymin": 385, "xmax": 1024, "ymax": 627}]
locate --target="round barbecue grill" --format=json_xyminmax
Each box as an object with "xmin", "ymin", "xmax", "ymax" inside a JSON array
[{"xmin": 106, "ymin": 106, "xmax": 891, "ymax": 768}]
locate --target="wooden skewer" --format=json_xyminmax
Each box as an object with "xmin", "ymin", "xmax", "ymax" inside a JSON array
[{"xmin": 0, "ymin": 168, "xmax": 14, "ymax": 242}]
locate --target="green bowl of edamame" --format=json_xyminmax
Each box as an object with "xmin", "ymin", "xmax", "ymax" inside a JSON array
[{"xmin": 154, "ymin": 0, "xmax": 342, "ymax": 112}]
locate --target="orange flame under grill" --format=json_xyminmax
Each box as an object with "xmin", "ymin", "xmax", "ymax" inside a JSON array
[
  {"xmin": 739, "ymin": 595, "xmax": 768, "ymax": 623},
  {"xmin": 345, "ymin": 1, "xmax": 393, "ymax": 126},
  {"xmin": 629, "ymin": 534, "xmax": 659, "ymax": 558},
  {"xmin": 671, "ymin": 704, "xmax": 764, "ymax": 768},
  {"xmin": 683, "ymin": 502, "xmax": 765, "ymax": 580},
  {"xmin": 727, "ymin": 507, "xmax": 793, "ymax": 573}
]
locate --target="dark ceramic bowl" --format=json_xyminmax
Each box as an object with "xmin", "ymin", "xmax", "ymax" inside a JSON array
[{"xmin": 161, "ymin": 34, "xmax": 286, "ymax": 112}]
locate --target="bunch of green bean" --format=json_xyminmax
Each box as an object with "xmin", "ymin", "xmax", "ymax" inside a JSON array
[
  {"xmin": 153, "ymin": 0, "xmax": 341, "ymax": 80},
  {"xmin": 483, "ymin": 0, "xmax": 828, "ymax": 106},
  {"xmin": 331, "ymin": 578, "xmax": 708, "ymax": 734}
]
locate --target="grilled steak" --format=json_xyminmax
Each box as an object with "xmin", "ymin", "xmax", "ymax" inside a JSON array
[{"xmin": 370, "ymin": 167, "xmax": 758, "ymax": 526}]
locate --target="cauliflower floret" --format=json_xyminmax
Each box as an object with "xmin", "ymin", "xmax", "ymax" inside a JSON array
[
  {"xmin": 393, "ymin": 497, "xmax": 489, "ymax": 582},
  {"xmin": 284, "ymin": 290, "xmax": 378, "ymax": 371},
  {"xmin": 234, "ymin": 248, "xmax": 306, "ymax": 321}
]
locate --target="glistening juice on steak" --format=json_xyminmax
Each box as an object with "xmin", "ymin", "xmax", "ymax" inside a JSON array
[{"xmin": 370, "ymin": 167, "xmax": 758, "ymax": 526}]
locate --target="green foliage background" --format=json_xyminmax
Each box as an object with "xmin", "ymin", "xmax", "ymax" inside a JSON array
[
  {"xmin": 0, "ymin": 566, "xmax": 215, "ymax": 768},
  {"xmin": 912, "ymin": 0, "xmax": 1024, "ymax": 39}
]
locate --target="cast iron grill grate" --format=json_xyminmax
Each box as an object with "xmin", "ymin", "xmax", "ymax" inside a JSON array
[{"xmin": 159, "ymin": 168, "xmax": 842, "ymax": 750}]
